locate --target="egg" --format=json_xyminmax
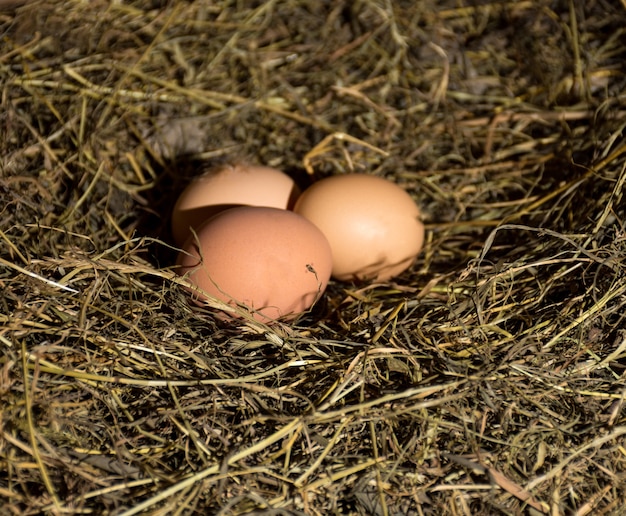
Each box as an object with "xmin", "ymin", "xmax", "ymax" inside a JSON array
[
  {"xmin": 294, "ymin": 173, "xmax": 424, "ymax": 281},
  {"xmin": 177, "ymin": 206, "xmax": 333, "ymax": 322},
  {"xmin": 171, "ymin": 163, "xmax": 301, "ymax": 246}
]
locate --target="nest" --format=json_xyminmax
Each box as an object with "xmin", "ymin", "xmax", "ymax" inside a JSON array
[{"xmin": 2, "ymin": 0, "xmax": 626, "ymax": 514}]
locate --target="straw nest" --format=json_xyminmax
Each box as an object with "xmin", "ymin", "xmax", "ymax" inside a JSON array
[{"xmin": 2, "ymin": 1, "xmax": 626, "ymax": 514}]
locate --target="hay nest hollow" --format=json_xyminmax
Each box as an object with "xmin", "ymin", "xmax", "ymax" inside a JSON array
[{"xmin": 2, "ymin": 1, "xmax": 626, "ymax": 514}]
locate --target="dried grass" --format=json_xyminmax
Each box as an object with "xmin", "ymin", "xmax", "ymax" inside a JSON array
[{"xmin": 2, "ymin": 0, "xmax": 626, "ymax": 514}]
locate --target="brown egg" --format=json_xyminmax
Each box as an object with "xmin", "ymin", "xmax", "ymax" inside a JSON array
[
  {"xmin": 171, "ymin": 163, "xmax": 301, "ymax": 246},
  {"xmin": 177, "ymin": 206, "xmax": 333, "ymax": 322},
  {"xmin": 294, "ymin": 174, "xmax": 424, "ymax": 281}
]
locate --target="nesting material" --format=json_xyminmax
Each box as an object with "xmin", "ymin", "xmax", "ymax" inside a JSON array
[{"xmin": 2, "ymin": 1, "xmax": 626, "ymax": 515}]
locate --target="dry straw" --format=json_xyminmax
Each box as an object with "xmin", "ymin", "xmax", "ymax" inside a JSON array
[{"xmin": 2, "ymin": 0, "xmax": 626, "ymax": 514}]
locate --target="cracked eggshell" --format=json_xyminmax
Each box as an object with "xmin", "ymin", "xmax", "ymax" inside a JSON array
[
  {"xmin": 171, "ymin": 163, "xmax": 301, "ymax": 246},
  {"xmin": 177, "ymin": 206, "xmax": 333, "ymax": 323},
  {"xmin": 294, "ymin": 173, "xmax": 424, "ymax": 281}
]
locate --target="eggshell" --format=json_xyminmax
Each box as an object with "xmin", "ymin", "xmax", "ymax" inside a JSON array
[
  {"xmin": 294, "ymin": 174, "xmax": 424, "ymax": 281},
  {"xmin": 177, "ymin": 206, "xmax": 333, "ymax": 322},
  {"xmin": 171, "ymin": 163, "xmax": 301, "ymax": 246}
]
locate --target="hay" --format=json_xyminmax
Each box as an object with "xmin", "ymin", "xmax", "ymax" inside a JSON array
[{"xmin": 1, "ymin": 0, "xmax": 626, "ymax": 514}]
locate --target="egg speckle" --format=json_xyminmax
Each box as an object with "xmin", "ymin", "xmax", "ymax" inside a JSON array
[
  {"xmin": 294, "ymin": 173, "xmax": 424, "ymax": 281},
  {"xmin": 177, "ymin": 206, "xmax": 333, "ymax": 322},
  {"xmin": 171, "ymin": 163, "xmax": 300, "ymax": 246}
]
